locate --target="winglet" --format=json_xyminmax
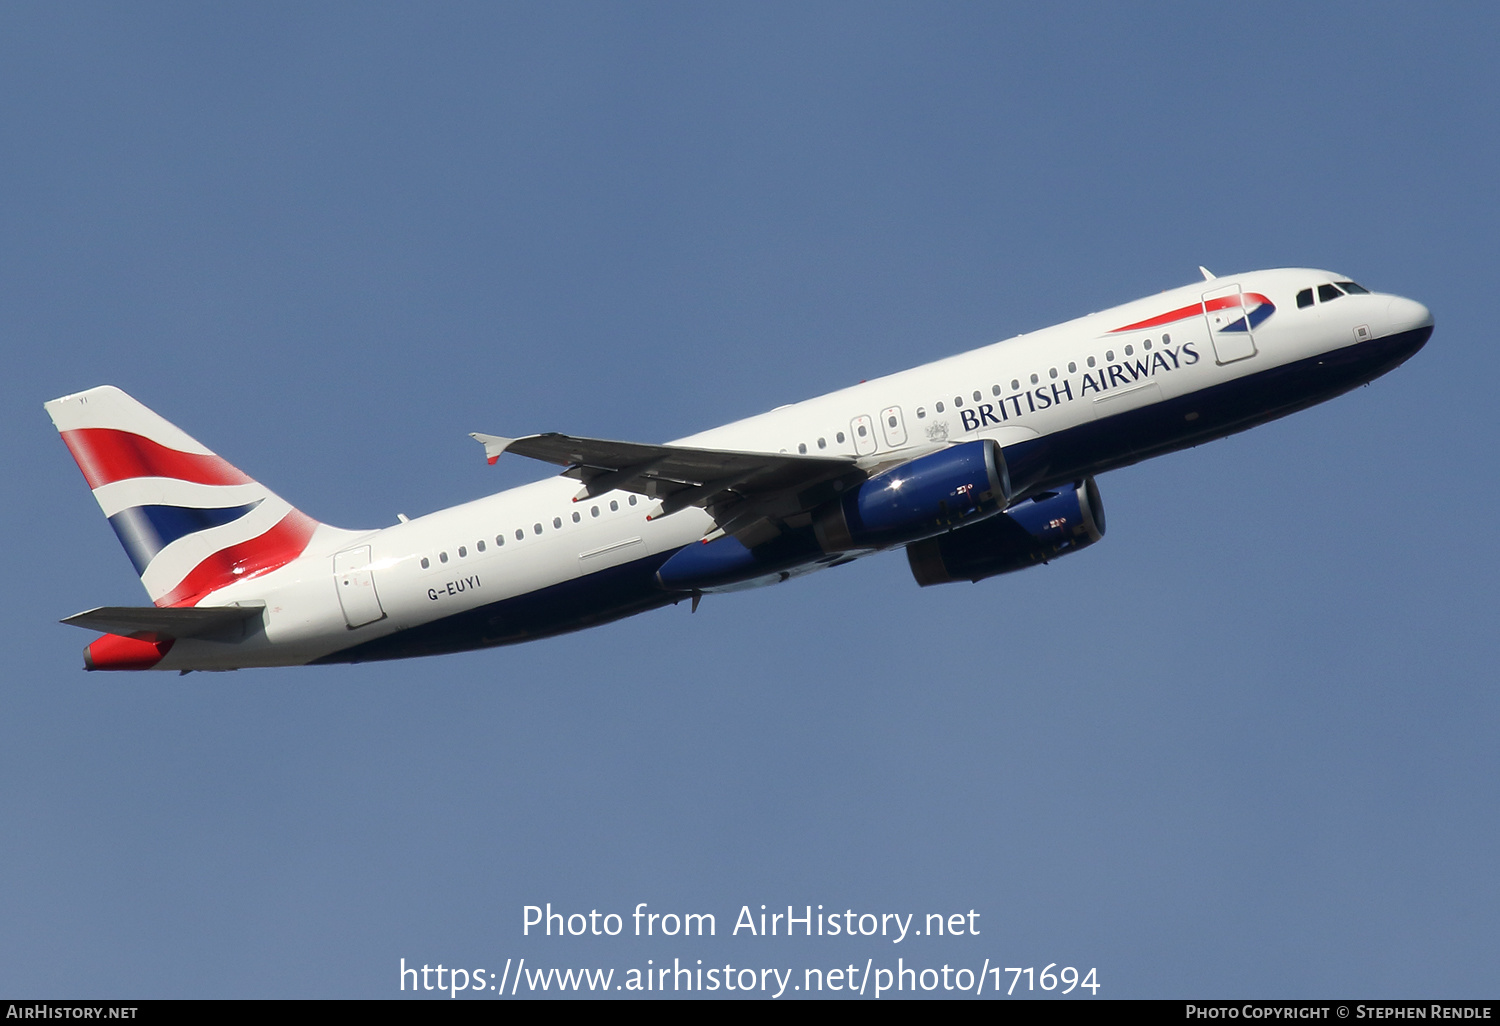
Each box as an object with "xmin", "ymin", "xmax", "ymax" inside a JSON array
[{"xmin": 469, "ymin": 432, "xmax": 516, "ymax": 466}]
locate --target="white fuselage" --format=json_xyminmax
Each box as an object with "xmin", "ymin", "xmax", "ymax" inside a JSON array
[{"xmin": 162, "ymin": 268, "xmax": 1433, "ymax": 669}]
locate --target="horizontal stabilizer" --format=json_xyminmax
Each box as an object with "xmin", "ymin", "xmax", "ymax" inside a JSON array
[{"xmin": 61, "ymin": 604, "xmax": 264, "ymax": 640}]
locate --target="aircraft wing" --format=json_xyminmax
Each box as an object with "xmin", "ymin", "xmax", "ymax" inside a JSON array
[
  {"xmin": 61, "ymin": 604, "xmax": 264, "ymax": 640},
  {"xmin": 470, "ymin": 431, "xmax": 868, "ymax": 537}
]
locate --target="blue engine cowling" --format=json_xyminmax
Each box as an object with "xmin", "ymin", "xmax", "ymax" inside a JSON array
[
  {"xmin": 905, "ymin": 477, "xmax": 1105, "ymax": 585},
  {"xmin": 813, "ymin": 439, "xmax": 1011, "ymax": 553},
  {"xmin": 654, "ymin": 440, "xmax": 1011, "ymax": 592}
]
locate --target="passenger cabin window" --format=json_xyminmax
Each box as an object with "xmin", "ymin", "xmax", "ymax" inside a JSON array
[
  {"xmin": 629, "ymin": 495, "xmax": 638, "ymax": 505},
  {"xmin": 553, "ymin": 517, "xmax": 562, "ymax": 529},
  {"xmin": 458, "ymin": 546, "xmax": 467, "ymax": 557},
  {"xmin": 591, "ymin": 506, "xmax": 599, "ymax": 517},
  {"xmin": 935, "ymin": 402, "xmax": 944, "ymax": 413},
  {"xmin": 972, "ymin": 390, "xmax": 981, "ymax": 403},
  {"xmin": 515, "ymin": 529, "xmax": 524, "ymax": 541},
  {"xmin": 953, "ymin": 396, "xmax": 963, "ymax": 408},
  {"xmin": 1029, "ymin": 373, "xmax": 1038, "ymax": 385},
  {"xmin": 1318, "ymin": 283, "xmax": 1344, "ymax": 303},
  {"xmin": 421, "ymin": 557, "xmax": 430, "ymax": 569},
  {"xmin": 496, "ymin": 535, "xmax": 505, "ymax": 546},
  {"xmin": 817, "ymin": 437, "xmax": 826, "ymax": 449},
  {"xmin": 533, "ymin": 523, "xmax": 542, "ymax": 535},
  {"xmin": 991, "ymin": 384, "xmax": 1001, "ymax": 396},
  {"xmin": 610, "ymin": 500, "xmax": 618, "ymax": 511},
  {"xmin": 572, "ymin": 511, "xmax": 580, "ymax": 523},
  {"xmin": 1297, "ymin": 288, "xmax": 1314, "ymax": 308},
  {"xmin": 914, "ymin": 409, "xmax": 924, "ymax": 420},
  {"xmin": 476, "ymin": 540, "xmax": 485, "ymax": 552},
  {"xmin": 439, "ymin": 552, "xmax": 448, "ymax": 563},
  {"xmin": 837, "ymin": 431, "xmax": 847, "ymax": 441},
  {"xmin": 798, "ymin": 443, "xmax": 807, "ymax": 454}
]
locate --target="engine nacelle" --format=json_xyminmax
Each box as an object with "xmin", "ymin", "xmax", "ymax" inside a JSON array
[
  {"xmin": 814, "ymin": 439, "xmax": 1011, "ymax": 553},
  {"xmin": 905, "ymin": 477, "xmax": 1105, "ymax": 586}
]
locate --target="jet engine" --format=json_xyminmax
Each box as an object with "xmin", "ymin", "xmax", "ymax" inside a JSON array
[
  {"xmin": 655, "ymin": 439, "xmax": 1013, "ymax": 592},
  {"xmin": 905, "ymin": 477, "xmax": 1105, "ymax": 586},
  {"xmin": 814, "ymin": 439, "xmax": 1011, "ymax": 553}
]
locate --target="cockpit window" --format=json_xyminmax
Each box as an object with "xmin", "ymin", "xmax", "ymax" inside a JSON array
[
  {"xmin": 1318, "ymin": 283, "xmax": 1344, "ymax": 303},
  {"xmin": 1296, "ymin": 288, "xmax": 1314, "ymax": 309},
  {"xmin": 1336, "ymin": 280, "xmax": 1369, "ymax": 294}
]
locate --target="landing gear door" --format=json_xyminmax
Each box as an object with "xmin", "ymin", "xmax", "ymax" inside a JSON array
[
  {"xmin": 334, "ymin": 545, "xmax": 386, "ymax": 628},
  {"xmin": 1202, "ymin": 284, "xmax": 1258, "ymax": 365}
]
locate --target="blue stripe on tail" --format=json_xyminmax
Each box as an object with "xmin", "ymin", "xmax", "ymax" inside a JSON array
[{"xmin": 107, "ymin": 500, "xmax": 264, "ymax": 574}]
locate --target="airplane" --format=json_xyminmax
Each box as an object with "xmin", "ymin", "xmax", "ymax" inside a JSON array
[{"xmin": 46, "ymin": 267, "xmax": 1432, "ymax": 671}]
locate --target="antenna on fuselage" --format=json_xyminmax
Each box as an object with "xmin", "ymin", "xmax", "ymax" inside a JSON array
[{"xmin": 1199, "ymin": 265, "xmax": 1216, "ymax": 281}]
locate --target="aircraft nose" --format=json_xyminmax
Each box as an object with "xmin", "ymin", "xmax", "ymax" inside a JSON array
[{"xmin": 1385, "ymin": 295, "xmax": 1433, "ymax": 337}]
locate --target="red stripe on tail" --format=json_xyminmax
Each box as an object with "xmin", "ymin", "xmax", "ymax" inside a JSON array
[
  {"xmin": 157, "ymin": 510, "xmax": 319, "ymax": 608},
  {"xmin": 59, "ymin": 429, "xmax": 254, "ymax": 490}
]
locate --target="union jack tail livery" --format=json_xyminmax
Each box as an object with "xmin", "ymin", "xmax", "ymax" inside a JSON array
[{"xmin": 45, "ymin": 385, "xmax": 323, "ymax": 608}]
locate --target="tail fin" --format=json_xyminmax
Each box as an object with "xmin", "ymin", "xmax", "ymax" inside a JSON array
[{"xmin": 45, "ymin": 385, "xmax": 322, "ymax": 608}]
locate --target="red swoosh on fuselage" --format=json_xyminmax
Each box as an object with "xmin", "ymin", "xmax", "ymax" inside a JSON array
[{"xmin": 1110, "ymin": 293, "xmax": 1272, "ymax": 334}]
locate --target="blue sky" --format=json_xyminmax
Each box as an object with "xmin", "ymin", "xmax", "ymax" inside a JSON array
[{"xmin": 2, "ymin": 2, "xmax": 1496, "ymax": 999}]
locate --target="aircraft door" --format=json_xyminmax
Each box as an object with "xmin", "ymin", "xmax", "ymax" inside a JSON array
[
  {"xmin": 334, "ymin": 546, "xmax": 386, "ymax": 628},
  {"xmin": 1202, "ymin": 284, "xmax": 1258, "ymax": 364},
  {"xmin": 850, "ymin": 414, "xmax": 878, "ymax": 455},
  {"xmin": 880, "ymin": 406, "xmax": 907, "ymax": 448}
]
